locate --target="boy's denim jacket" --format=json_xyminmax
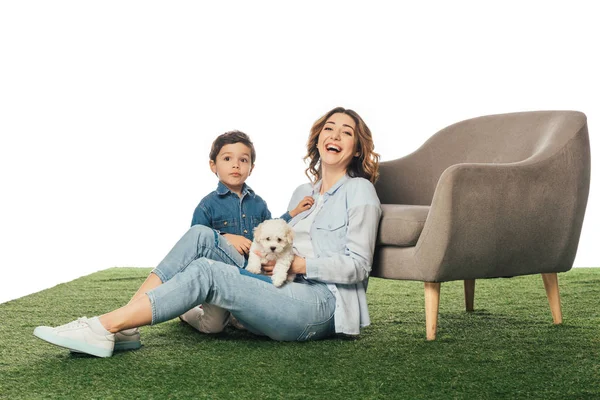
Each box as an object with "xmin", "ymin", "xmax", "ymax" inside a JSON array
[
  {"xmin": 286, "ymin": 175, "xmax": 382, "ymax": 335},
  {"xmin": 191, "ymin": 181, "xmax": 291, "ymax": 240}
]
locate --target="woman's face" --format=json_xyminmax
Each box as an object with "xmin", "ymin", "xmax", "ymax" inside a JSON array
[{"xmin": 317, "ymin": 112, "xmax": 358, "ymax": 173}]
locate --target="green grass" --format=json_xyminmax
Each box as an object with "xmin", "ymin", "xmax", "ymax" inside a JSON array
[{"xmin": 1, "ymin": 268, "xmax": 599, "ymax": 399}]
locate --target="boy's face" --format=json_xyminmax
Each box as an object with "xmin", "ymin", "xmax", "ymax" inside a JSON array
[{"xmin": 210, "ymin": 143, "xmax": 254, "ymax": 191}]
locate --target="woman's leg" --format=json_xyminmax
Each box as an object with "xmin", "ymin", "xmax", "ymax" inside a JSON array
[
  {"xmin": 97, "ymin": 256, "xmax": 335, "ymax": 340},
  {"xmin": 127, "ymin": 273, "xmax": 163, "ymax": 304},
  {"xmin": 146, "ymin": 258, "xmax": 336, "ymax": 341},
  {"xmin": 97, "ymin": 224, "xmax": 247, "ymax": 332},
  {"xmin": 33, "ymin": 257, "xmax": 335, "ymax": 357},
  {"xmin": 99, "ymin": 295, "xmax": 153, "ymax": 333},
  {"xmin": 152, "ymin": 224, "xmax": 246, "ymax": 282},
  {"xmin": 128, "ymin": 224, "xmax": 246, "ymax": 304},
  {"xmin": 32, "ymin": 228, "xmax": 252, "ymax": 356}
]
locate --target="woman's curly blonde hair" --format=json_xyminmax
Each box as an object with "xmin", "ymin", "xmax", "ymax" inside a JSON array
[{"xmin": 304, "ymin": 107, "xmax": 380, "ymax": 183}]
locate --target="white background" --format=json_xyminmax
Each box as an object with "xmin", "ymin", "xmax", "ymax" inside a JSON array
[{"xmin": 1, "ymin": 1, "xmax": 598, "ymax": 304}]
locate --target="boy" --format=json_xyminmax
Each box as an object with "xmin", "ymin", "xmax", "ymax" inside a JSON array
[{"xmin": 180, "ymin": 130, "xmax": 312, "ymax": 333}]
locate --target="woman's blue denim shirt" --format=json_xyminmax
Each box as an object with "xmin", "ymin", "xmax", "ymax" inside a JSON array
[
  {"xmin": 191, "ymin": 181, "xmax": 292, "ymax": 240},
  {"xmin": 286, "ymin": 175, "xmax": 382, "ymax": 335}
]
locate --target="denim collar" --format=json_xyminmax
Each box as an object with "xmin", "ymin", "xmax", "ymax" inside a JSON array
[
  {"xmin": 216, "ymin": 181, "xmax": 255, "ymax": 197},
  {"xmin": 312, "ymin": 174, "xmax": 350, "ymax": 197}
]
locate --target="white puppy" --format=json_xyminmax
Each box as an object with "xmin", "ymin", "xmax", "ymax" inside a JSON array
[{"xmin": 245, "ymin": 219, "xmax": 295, "ymax": 287}]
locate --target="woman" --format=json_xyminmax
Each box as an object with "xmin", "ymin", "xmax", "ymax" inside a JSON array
[{"xmin": 33, "ymin": 107, "xmax": 382, "ymax": 357}]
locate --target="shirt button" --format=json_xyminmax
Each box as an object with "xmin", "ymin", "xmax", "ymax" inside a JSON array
[
  {"xmin": 242, "ymin": 214, "xmax": 246, "ymax": 218},
  {"xmin": 223, "ymin": 221, "xmax": 228, "ymax": 226},
  {"xmin": 244, "ymin": 229, "xmax": 248, "ymax": 234}
]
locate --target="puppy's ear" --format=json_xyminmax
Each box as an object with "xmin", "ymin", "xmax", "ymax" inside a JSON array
[
  {"xmin": 285, "ymin": 224, "xmax": 294, "ymax": 243},
  {"xmin": 253, "ymin": 223, "xmax": 263, "ymax": 241}
]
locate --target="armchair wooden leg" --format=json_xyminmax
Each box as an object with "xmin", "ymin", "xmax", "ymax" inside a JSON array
[
  {"xmin": 541, "ymin": 273, "xmax": 563, "ymax": 324},
  {"xmin": 464, "ymin": 279, "xmax": 475, "ymax": 312},
  {"xmin": 424, "ymin": 282, "xmax": 441, "ymax": 340}
]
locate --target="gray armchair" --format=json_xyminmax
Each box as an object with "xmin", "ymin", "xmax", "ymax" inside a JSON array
[{"xmin": 372, "ymin": 111, "xmax": 590, "ymax": 340}]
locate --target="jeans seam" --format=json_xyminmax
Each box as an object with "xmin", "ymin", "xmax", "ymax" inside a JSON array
[
  {"xmin": 148, "ymin": 261, "xmax": 215, "ymax": 325},
  {"xmin": 209, "ymin": 229, "xmax": 244, "ymax": 269},
  {"xmin": 242, "ymin": 280, "xmax": 334, "ymax": 306},
  {"xmin": 146, "ymin": 290, "xmax": 158, "ymax": 325},
  {"xmin": 210, "ymin": 243, "xmax": 243, "ymax": 269},
  {"xmin": 151, "ymin": 268, "xmax": 167, "ymax": 284},
  {"xmin": 296, "ymin": 312, "xmax": 335, "ymax": 341},
  {"xmin": 154, "ymin": 227, "xmax": 243, "ymax": 284}
]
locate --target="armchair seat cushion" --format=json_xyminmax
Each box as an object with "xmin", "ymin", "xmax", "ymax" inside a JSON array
[{"xmin": 377, "ymin": 204, "xmax": 430, "ymax": 247}]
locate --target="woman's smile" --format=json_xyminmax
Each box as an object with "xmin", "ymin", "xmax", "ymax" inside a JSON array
[{"xmin": 317, "ymin": 113, "xmax": 357, "ymax": 170}]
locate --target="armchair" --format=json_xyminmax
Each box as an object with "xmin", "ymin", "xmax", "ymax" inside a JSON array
[{"xmin": 372, "ymin": 110, "xmax": 591, "ymax": 340}]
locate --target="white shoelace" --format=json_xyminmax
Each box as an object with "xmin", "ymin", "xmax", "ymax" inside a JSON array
[{"xmin": 57, "ymin": 317, "xmax": 89, "ymax": 330}]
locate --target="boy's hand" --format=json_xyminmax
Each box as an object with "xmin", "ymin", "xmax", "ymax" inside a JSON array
[
  {"xmin": 289, "ymin": 196, "xmax": 315, "ymax": 218},
  {"xmin": 223, "ymin": 234, "xmax": 252, "ymax": 255}
]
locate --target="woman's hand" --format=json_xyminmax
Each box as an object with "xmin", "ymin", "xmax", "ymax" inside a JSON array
[
  {"xmin": 289, "ymin": 255, "xmax": 307, "ymax": 275},
  {"xmin": 289, "ymin": 196, "xmax": 315, "ymax": 218},
  {"xmin": 258, "ymin": 254, "xmax": 306, "ymax": 276},
  {"xmin": 223, "ymin": 234, "xmax": 252, "ymax": 255},
  {"xmin": 260, "ymin": 258, "xmax": 275, "ymax": 275}
]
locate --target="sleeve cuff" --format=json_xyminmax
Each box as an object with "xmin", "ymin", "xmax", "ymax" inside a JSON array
[
  {"xmin": 280, "ymin": 211, "xmax": 292, "ymax": 222},
  {"xmin": 305, "ymin": 257, "xmax": 320, "ymax": 280}
]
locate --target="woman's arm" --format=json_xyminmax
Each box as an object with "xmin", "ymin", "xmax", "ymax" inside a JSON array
[
  {"xmin": 305, "ymin": 205, "xmax": 381, "ymax": 284},
  {"xmin": 262, "ymin": 255, "xmax": 307, "ymax": 275},
  {"xmin": 289, "ymin": 256, "xmax": 306, "ymax": 274},
  {"xmin": 305, "ymin": 180, "xmax": 382, "ymax": 284}
]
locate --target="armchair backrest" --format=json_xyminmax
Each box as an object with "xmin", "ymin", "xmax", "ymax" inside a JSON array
[{"xmin": 375, "ymin": 111, "xmax": 588, "ymax": 206}]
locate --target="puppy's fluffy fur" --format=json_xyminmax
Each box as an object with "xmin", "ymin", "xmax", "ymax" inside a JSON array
[{"xmin": 245, "ymin": 219, "xmax": 295, "ymax": 287}]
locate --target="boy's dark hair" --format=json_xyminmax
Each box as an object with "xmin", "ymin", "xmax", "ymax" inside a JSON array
[{"xmin": 209, "ymin": 130, "xmax": 256, "ymax": 164}]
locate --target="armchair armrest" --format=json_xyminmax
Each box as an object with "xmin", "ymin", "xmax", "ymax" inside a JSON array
[
  {"xmin": 376, "ymin": 154, "xmax": 437, "ymax": 206},
  {"xmin": 414, "ymin": 132, "xmax": 589, "ymax": 282}
]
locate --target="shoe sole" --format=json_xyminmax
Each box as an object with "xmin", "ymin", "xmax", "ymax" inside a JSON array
[
  {"xmin": 69, "ymin": 339, "xmax": 141, "ymax": 353},
  {"xmin": 33, "ymin": 327, "xmax": 113, "ymax": 358},
  {"xmin": 114, "ymin": 340, "xmax": 141, "ymax": 351}
]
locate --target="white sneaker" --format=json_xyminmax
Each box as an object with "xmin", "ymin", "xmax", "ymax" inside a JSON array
[
  {"xmin": 69, "ymin": 327, "xmax": 140, "ymax": 353},
  {"xmin": 179, "ymin": 304, "xmax": 230, "ymax": 334},
  {"xmin": 114, "ymin": 328, "xmax": 141, "ymax": 351},
  {"xmin": 179, "ymin": 305, "xmax": 206, "ymax": 332},
  {"xmin": 33, "ymin": 317, "xmax": 114, "ymax": 358},
  {"xmin": 229, "ymin": 315, "xmax": 247, "ymax": 331}
]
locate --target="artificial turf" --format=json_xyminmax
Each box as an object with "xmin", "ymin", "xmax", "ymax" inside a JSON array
[{"xmin": 0, "ymin": 267, "xmax": 598, "ymax": 399}]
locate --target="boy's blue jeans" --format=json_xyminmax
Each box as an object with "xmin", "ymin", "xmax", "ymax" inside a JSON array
[{"xmin": 147, "ymin": 225, "xmax": 336, "ymax": 341}]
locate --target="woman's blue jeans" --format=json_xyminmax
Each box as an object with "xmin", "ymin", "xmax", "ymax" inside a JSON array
[{"xmin": 146, "ymin": 225, "xmax": 336, "ymax": 341}]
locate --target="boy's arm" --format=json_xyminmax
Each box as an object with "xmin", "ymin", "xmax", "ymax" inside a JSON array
[
  {"xmin": 268, "ymin": 200, "xmax": 304, "ymax": 222},
  {"xmin": 192, "ymin": 201, "xmax": 250, "ymax": 254},
  {"xmin": 280, "ymin": 210, "xmax": 292, "ymax": 222},
  {"xmin": 262, "ymin": 199, "xmax": 272, "ymax": 221},
  {"xmin": 280, "ymin": 184, "xmax": 313, "ymax": 222},
  {"xmin": 259, "ymin": 196, "xmax": 292, "ymax": 223},
  {"xmin": 191, "ymin": 203, "xmax": 211, "ymax": 227},
  {"xmin": 285, "ymin": 196, "xmax": 314, "ymax": 220},
  {"xmin": 278, "ymin": 201, "xmax": 292, "ymax": 222}
]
